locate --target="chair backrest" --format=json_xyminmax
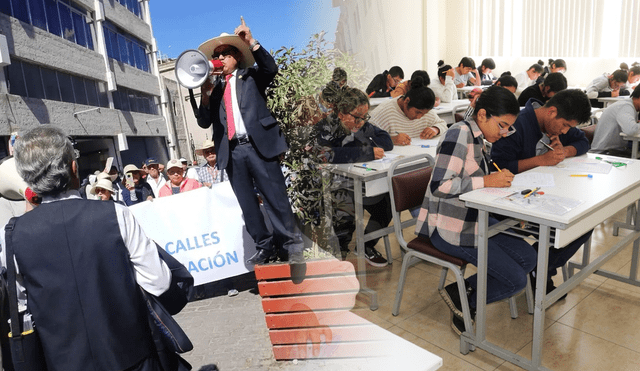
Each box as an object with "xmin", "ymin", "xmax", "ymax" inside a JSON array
[{"xmin": 386, "ymin": 154, "xmax": 434, "ymax": 250}]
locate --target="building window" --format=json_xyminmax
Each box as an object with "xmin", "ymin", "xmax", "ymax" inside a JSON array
[
  {"xmin": 103, "ymin": 21, "xmax": 150, "ymax": 73},
  {"xmin": 7, "ymin": 59, "xmax": 109, "ymax": 108},
  {"xmin": 0, "ymin": 0, "xmax": 94, "ymax": 50},
  {"xmin": 113, "ymin": 86, "xmax": 158, "ymax": 115},
  {"xmin": 116, "ymin": 0, "xmax": 142, "ymax": 19}
]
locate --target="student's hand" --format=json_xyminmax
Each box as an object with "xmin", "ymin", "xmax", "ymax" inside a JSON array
[
  {"xmin": 434, "ymin": 97, "xmax": 441, "ymax": 107},
  {"xmin": 483, "ymin": 169, "xmax": 514, "ymax": 188},
  {"xmin": 373, "ymin": 147, "xmax": 385, "ymax": 159},
  {"xmin": 392, "ymin": 133, "xmax": 412, "ymax": 146},
  {"xmin": 446, "ymin": 69, "xmax": 455, "ymax": 78},
  {"xmin": 420, "ymin": 127, "xmax": 439, "ymax": 139},
  {"xmin": 539, "ymin": 137, "xmax": 566, "ymax": 165},
  {"xmin": 611, "ymin": 89, "xmax": 620, "ymax": 97}
]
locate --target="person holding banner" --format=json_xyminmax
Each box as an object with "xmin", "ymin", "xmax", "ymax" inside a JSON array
[
  {"xmin": 193, "ymin": 139, "xmax": 228, "ymax": 186},
  {"xmin": 198, "ymin": 18, "xmax": 303, "ymax": 265}
]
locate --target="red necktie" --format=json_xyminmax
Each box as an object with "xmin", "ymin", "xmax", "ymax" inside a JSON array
[{"xmin": 224, "ymin": 74, "xmax": 235, "ymax": 140}]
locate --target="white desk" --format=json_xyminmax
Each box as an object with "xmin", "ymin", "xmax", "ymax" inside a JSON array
[
  {"xmin": 597, "ymin": 96, "xmax": 629, "ymax": 107},
  {"xmin": 325, "ymin": 145, "xmax": 437, "ymax": 310},
  {"xmin": 456, "ymin": 85, "xmax": 487, "ymax": 99},
  {"xmin": 459, "ymin": 154, "xmax": 640, "ymax": 370}
]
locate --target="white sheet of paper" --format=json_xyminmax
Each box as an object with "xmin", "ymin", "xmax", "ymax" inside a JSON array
[
  {"xmin": 556, "ymin": 158, "xmax": 612, "ymax": 174},
  {"xmin": 371, "ymin": 153, "xmax": 401, "ymax": 163},
  {"xmin": 511, "ymin": 172, "xmax": 555, "ymax": 187},
  {"xmin": 410, "ymin": 138, "xmax": 440, "ymax": 147}
]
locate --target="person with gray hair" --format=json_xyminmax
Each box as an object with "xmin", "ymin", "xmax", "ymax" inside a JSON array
[{"xmin": 4, "ymin": 126, "xmax": 172, "ymax": 370}]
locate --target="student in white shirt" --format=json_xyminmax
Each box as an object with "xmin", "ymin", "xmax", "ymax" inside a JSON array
[
  {"xmin": 431, "ymin": 61, "xmax": 457, "ymax": 103},
  {"xmin": 515, "ymin": 62, "xmax": 544, "ymax": 97}
]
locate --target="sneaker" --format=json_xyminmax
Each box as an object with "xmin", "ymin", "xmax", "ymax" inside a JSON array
[
  {"xmin": 439, "ymin": 283, "xmax": 464, "ymax": 318},
  {"xmin": 364, "ymin": 246, "xmax": 388, "ymax": 267},
  {"xmin": 451, "ymin": 312, "xmax": 476, "ymax": 336}
]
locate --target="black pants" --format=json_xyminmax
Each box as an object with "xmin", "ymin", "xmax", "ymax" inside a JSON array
[{"xmin": 335, "ymin": 192, "xmax": 393, "ymax": 251}]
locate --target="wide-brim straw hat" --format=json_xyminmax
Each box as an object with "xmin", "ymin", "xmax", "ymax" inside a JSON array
[
  {"xmin": 0, "ymin": 156, "xmax": 29, "ymax": 201},
  {"xmin": 90, "ymin": 178, "xmax": 115, "ymax": 195},
  {"xmin": 198, "ymin": 33, "xmax": 255, "ymax": 69},
  {"xmin": 123, "ymin": 164, "xmax": 142, "ymax": 174},
  {"xmin": 195, "ymin": 139, "xmax": 216, "ymax": 156}
]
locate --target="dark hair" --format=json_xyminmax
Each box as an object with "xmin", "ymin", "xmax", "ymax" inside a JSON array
[
  {"xmin": 620, "ymin": 62, "xmax": 630, "ymax": 71},
  {"xmin": 473, "ymin": 85, "xmax": 520, "ymax": 118},
  {"xmin": 611, "ymin": 69, "xmax": 629, "ymax": 83},
  {"xmin": 550, "ymin": 59, "xmax": 566, "ymax": 70},
  {"xmin": 480, "ymin": 58, "xmax": 496, "ymax": 70},
  {"xmin": 409, "ymin": 70, "xmax": 430, "ymax": 87},
  {"xmin": 321, "ymin": 81, "xmax": 343, "ymax": 106},
  {"xmin": 496, "ymin": 75, "xmax": 518, "ymax": 89},
  {"xmin": 632, "ymin": 84, "xmax": 640, "ymax": 99},
  {"xmin": 499, "ymin": 71, "xmax": 512, "ymax": 77},
  {"xmin": 544, "ymin": 89, "xmax": 592, "ymax": 124},
  {"xmin": 630, "ymin": 65, "xmax": 640, "ymax": 76},
  {"xmin": 529, "ymin": 63, "xmax": 544, "ymax": 74},
  {"xmin": 542, "ymin": 72, "xmax": 568, "ymax": 93},
  {"xmin": 437, "ymin": 60, "xmax": 452, "ymax": 80},
  {"xmin": 332, "ymin": 67, "xmax": 347, "ymax": 83},
  {"xmin": 458, "ymin": 57, "xmax": 476, "ymax": 69},
  {"xmin": 334, "ymin": 87, "xmax": 369, "ymax": 115},
  {"xmin": 404, "ymin": 86, "xmax": 436, "ymax": 110},
  {"xmin": 389, "ymin": 66, "xmax": 404, "ymax": 79}
]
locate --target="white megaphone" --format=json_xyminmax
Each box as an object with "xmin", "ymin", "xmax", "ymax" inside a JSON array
[{"xmin": 175, "ymin": 49, "xmax": 224, "ymax": 89}]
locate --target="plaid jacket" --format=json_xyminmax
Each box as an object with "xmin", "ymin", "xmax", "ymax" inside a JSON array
[{"xmin": 416, "ymin": 119, "xmax": 489, "ymax": 247}]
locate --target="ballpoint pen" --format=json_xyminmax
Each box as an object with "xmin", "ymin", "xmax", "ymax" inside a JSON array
[{"xmin": 539, "ymin": 140, "xmax": 554, "ymax": 151}]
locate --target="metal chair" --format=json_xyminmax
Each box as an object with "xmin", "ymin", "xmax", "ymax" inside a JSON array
[{"xmin": 387, "ymin": 155, "xmax": 533, "ymax": 334}]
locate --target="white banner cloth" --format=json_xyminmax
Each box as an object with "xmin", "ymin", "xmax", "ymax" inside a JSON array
[{"xmin": 129, "ymin": 183, "xmax": 257, "ymax": 285}]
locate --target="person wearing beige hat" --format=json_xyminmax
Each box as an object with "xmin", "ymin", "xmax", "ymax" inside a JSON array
[
  {"xmin": 192, "ymin": 139, "xmax": 228, "ymax": 187},
  {"xmin": 90, "ymin": 177, "xmax": 125, "ymax": 205},
  {"xmin": 197, "ymin": 18, "xmax": 303, "ymax": 264},
  {"xmin": 121, "ymin": 164, "xmax": 154, "ymax": 206},
  {"xmin": 158, "ymin": 159, "xmax": 201, "ymax": 197}
]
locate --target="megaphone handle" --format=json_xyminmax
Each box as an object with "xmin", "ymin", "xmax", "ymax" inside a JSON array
[{"xmin": 188, "ymin": 89, "xmax": 200, "ymax": 119}]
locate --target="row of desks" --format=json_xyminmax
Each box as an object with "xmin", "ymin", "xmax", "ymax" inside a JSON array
[{"xmin": 329, "ymin": 141, "xmax": 640, "ymax": 370}]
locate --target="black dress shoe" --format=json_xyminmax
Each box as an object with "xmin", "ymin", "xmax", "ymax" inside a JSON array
[{"xmin": 246, "ymin": 249, "xmax": 276, "ymax": 265}]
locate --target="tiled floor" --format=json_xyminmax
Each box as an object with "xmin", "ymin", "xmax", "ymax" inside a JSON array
[{"xmin": 345, "ymin": 208, "xmax": 640, "ymax": 370}]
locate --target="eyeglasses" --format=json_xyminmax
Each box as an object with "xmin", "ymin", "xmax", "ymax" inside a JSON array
[
  {"xmin": 494, "ymin": 117, "xmax": 516, "ymax": 136},
  {"xmin": 203, "ymin": 148, "xmax": 216, "ymax": 155},
  {"xmin": 349, "ymin": 112, "xmax": 371, "ymax": 123}
]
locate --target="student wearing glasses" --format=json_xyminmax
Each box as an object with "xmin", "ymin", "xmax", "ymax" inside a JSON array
[
  {"xmin": 491, "ymin": 90, "xmax": 593, "ymax": 299},
  {"xmin": 314, "ymin": 87, "xmax": 393, "ymax": 267},
  {"xmin": 369, "ymin": 80, "xmax": 447, "ymax": 146},
  {"xmin": 366, "ymin": 66, "xmax": 404, "ymax": 98},
  {"xmin": 416, "ymin": 86, "xmax": 537, "ymax": 335}
]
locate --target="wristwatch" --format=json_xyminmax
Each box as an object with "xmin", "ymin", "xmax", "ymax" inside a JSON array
[{"xmin": 250, "ymin": 40, "xmax": 260, "ymax": 49}]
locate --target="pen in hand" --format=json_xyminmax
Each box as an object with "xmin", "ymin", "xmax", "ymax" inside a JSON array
[{"xmin": 539, "ymin": 139, "xmax": 554, "ymax": 151}]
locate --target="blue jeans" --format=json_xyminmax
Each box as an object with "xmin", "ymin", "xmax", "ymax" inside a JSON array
[{"xmin": 430, "ymin": 218, "xmax": 537, "ymax": 309}]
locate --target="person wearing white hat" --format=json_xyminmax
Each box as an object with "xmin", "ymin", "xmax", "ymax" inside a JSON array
[
  {"xmin": 121, "ymin": 164, "xmax": 154, "ymax": 206},
  {"xmin": 158, "ymin": 159, "xmax": 201, "ymax": 197},
  {"xmin": 90, "ymin": 177, "xmax": 126, "ymax": 206},
  {"xmin": 192, "ymin": 139, "xmax": 228, "ymax": 187},
  {"xmin": 197, "ymin": 18, "xmax": 303, "ymax": 264}
]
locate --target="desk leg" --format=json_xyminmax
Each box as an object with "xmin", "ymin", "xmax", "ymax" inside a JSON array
[
  {"xmin": 472, "ymin": 210, "xmax": 489, "ymax": 345},
  {"xmin": 531, "ymin": 225, "xmax": 551, "ymax": 369},
  {"xmin": 354, "ymin": 178, "xmax": 378, "ymax": 311}
]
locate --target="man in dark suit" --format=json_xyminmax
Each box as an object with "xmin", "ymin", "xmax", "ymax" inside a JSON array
[{"xmin": 198, "ymin": 19, "xmax": 302, "ymax": 265}]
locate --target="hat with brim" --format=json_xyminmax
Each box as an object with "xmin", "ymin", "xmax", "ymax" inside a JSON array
[
  {"xmin": 90, "ymin": 178, "xmax": 115, "ymax": 195},
  {"xmin": 195, "ymin": 139, "xmax": 216, "ymax": 156},
  {"xmin": 166, "ymin": 159, "xmax": 183, "ymax": 171},
  {"xmin": 123, "ymin": 164, "xmax": 143, "ymax": 174},
  {"xmin": 0, "ymin": 156, "xmax": 29, "ymax": 201},
  {"xmin": 198, "ymin": 33, "xmax": 255, "ymax": 69}
]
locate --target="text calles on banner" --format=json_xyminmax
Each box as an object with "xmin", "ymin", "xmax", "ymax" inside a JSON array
[{"xmin": 130, "ymin": 183, "xmax": 257, "ymax": 285}]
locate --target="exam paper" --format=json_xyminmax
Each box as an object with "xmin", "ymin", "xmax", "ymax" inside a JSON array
[
  {"xmin": 371, "ymin": 153, "xmax": 401, "ymax": 163},
  {"xmin": 555, "ymin": 158, "xmax": 612, "ymax": 174},
  {"xmin": 495, "ymin": 192, "xmax": 583, "ymax": 216},
  {"xmin": 411, "ymin": 138, "xmax": 440, "ymax": 147},
  {"xmin": 511, "ymin": 172, "xmax": 555, "ymax": 187}
]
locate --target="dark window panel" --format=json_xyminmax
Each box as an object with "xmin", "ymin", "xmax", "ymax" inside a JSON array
[
  {"xmin": 71, "ymin": 11, "xmax": 86, "ymax": 48},
  {"xmin": 0, "ymin": 0, "xmax": 12, "ymax": 16},
  {"xmin": 41, "ymin": 67, "xmax": 61, "ymax": 101},
  {"xmin": 7, "ymin": 61, "xmax": 28, "ymax": 97},
  {"xmin": 85, "ymin": 79, "xmax": 98, "ymax": 106},
  {"xmin": 128, "ymin": 91, "xmax": 138, "ymax": 112},
  {"xmin": 84, "ymin": 22, "xmax": 93, "ymax": 50},
  {"xmin": 119, "ymin": 89, "xmax": 130, "ymax": 111},
  {"xmin": 57, "ymin": 72, "xmax": 75, "ymax": 103},
  {"xmin": 70, "ymin": 75, "xmax": 87, "ymax": 105},
  {"xmin": 117, "ymin": 34, "xmax": 128, "ymax": 63},
  {"xmin": 126, "ymin": 39, "xmax": 135, "ymax": 67},
  {"xmin": 29, "ymin": 0, "xmax": 47, "ymax": 30},
  {"xmin": 58, "ymin": 2, "xmax": 74, "ymax": 43},
  {"xmin": 22, "ymin": 64, "xmax": 45, "ymax": 99},
  {"xmin": 9, "ymin": 0, "xmax": 29, "ymax": 23},
  {"xmin": 44, "ymin": 0, "xmax": 61, "ymax": 37},
  {"xmin": 97, "ymin": 82, "xmax": 109, "ymax": 108}
]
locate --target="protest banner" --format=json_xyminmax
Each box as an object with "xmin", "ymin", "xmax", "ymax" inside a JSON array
[{"xmin": 130, "ymin": 183, "xmax": 257, "ymax": 285}]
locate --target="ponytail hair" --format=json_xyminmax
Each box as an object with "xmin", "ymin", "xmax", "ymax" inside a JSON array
[{"xmin": 437, "ymin": 60, "xmax": 452, "ymax": 80}]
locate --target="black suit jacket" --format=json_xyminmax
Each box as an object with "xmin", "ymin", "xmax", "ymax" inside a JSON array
[{"xmin": 199, "ymin": 45, "xmax": 288, "ymax": 170}]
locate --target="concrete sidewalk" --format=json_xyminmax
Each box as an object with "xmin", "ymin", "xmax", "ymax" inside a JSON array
[{"xmin": 174, "ymin": 273, "xmax": 376, "ymax": 371}]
